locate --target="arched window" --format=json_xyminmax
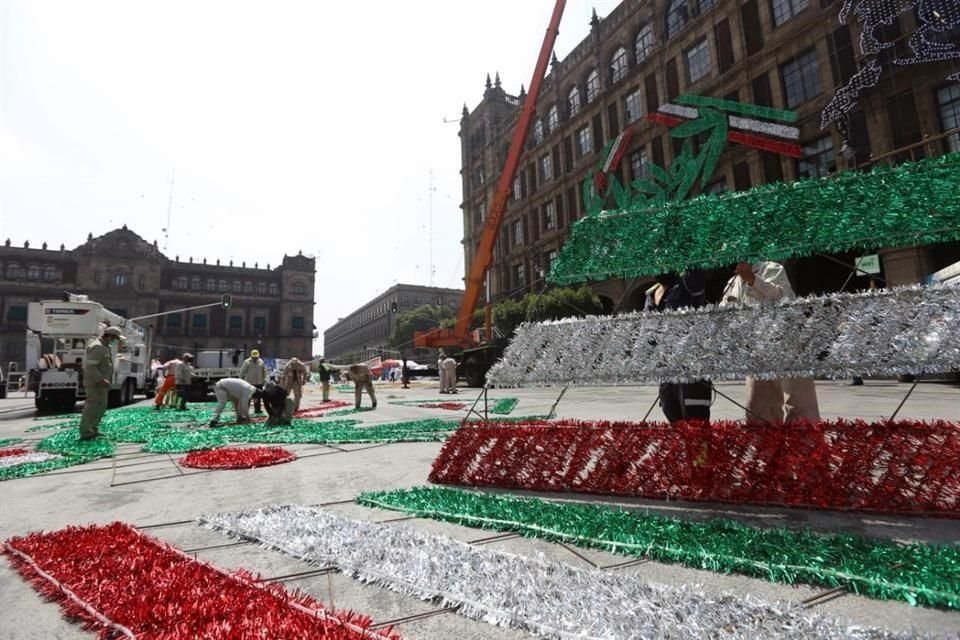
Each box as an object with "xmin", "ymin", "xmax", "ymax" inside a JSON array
[
  {"xmin": 547, "ymin": 104, "xmax": 559, "ymax": 131},
  {"xmin": 175, "ymin": 276, "xmax": 188, "ymax": 290},
  {"xmin": 533, "ymin": 118, "xmax": 544, "ymax": 144},
  {"xmin": 568, "ymin": 87, "xmax": 581, "ymax": 116},
  {"xmin": 585, "ymin": 69, "xmax": 601, "ymax": 102},
  {"xmin": 268, "ymin": 283, "xmax": 279, "ymax": 296},
  {"xmin": 190, "ymin": 277, "xmax": 201, "ymax": 291},
  {"xmin": 635, "ymin": 23, "xmax": 654, "ymax": 62},
  {"xmin": 218, "ymin": 279, "xmax": 228, "ymax": 292},
  {"xmin": 666, "ymin": 0, "xmax": 689, "ymax": 38},
  {"xmin": 244, "ymin": 281, "xmax": 253, "ymax": 294},
  {"xmin": 610, "ymin": 47, "xmax": 628, "ymax": 83},
  {"xmin": 257, "ymin": 282, "xmax": 267, "ymax": 295},
  {"xmin": 43, "ymin": 266, "xmax": 58, "ymax": 281},
  {"xmin": 113, "ymin": 272, "xmax": 127, "ymax": 287},
  {"xmin": 206, "ymin": 278, "xmax": 216, "ymax": 292},
  {"xmin": 293, "ymin": 281, "xmax": 306, "ymax": 296},
  {"xmin": 5, "ymin": 263, "xmax": 20, "ymax": 279},
  {"xmin": 27, "ymin": 265, "xmax": 42, "ymax": 280},
  {"xmin": 233, "ymin": 280, "xmax": 242, "ymax": 293}
]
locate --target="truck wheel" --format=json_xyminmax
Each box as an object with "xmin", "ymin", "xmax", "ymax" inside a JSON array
[
  {"xmin": 57, "ymin": 393, "xmax": 76, "ymax": 412},
  {"xmin": 121, "ymin": 379, "xmax": 134, "ymax": 405},
  {"xmin": 35, "ymin": 395, "xmax": 50, "ymax": 413}
]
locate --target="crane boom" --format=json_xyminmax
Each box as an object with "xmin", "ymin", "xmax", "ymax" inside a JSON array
[{"xmin": 417, "ymin": 0, "xmax": 567, "ymax": 349}]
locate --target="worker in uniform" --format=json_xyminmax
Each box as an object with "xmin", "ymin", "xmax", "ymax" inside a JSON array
[
  {"xmin": 208, "ymin": 378, "xmax": 261, "ymax": 427},
  {"xmin": 79, "ymin": 326, "xmax": 125, "ymax": 441},
  {"xmin": 174, "ymin": 353, "xmax": 195, "ymax": 410},
  {"xmin": 645, "ymin": 270, "xmax": 712, "ymax": 423},
  {"xmin": 437, "ymin": 351, "xmax": 448, "ymax": 393},
  {"xmin": 317, "ymin": 357, "xmax": 332, "ymax": 402},
  {"xmin": 240, "ymin": 349, "xmax": 268, "ymax": 414},
  {"xmin": 441, "ymin": 355, "xmax": 458, "ymax": 394},
  {"xmin": 720, "ymin": 261, "xmax": 820, "ymax": 424},
  {"xmin": 153, "ymin": 357, "xmax": 181, "ymax": 410},
  {"xmin": 261, "ymin": 381, "xmax": 294, "ymax": 426},
  {"xmin": 343, "ymin": 363, "xmax": 377, "ymax": 410},
  {"xmin": 281, "ymin": 357, "xmax": 309, "ymax": 413}
]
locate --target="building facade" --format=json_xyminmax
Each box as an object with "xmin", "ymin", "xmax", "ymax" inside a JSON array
[
  {"xmin": 323, "ymin": 284, "xmax": 464, "ymax": 363},
  {"xmin": 0, "ymin": 227, "xmax": 316, "ymax": 372},
  {"xmin": 461, "ymin": 0, "xmax": 960, "ymax": 309}
]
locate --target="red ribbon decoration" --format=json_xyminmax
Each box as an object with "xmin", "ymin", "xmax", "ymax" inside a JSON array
[
  {"xmin": 430, "ymin": 419, "xmax": 960, "ymax": 517},
  {"xmin": 181, "ymin": 446, "xmax": 297, "ymax": 470},
  {"xmin": 295, "ymin": 400, "xmax": 352, "ymax": 419},
  {"xmin": 646, "ymin": 112, "xmax": 803, "ymax": 158},
  {"xmin": 0, "ymin": 448, "xmax": 30, "ymax": 458}
]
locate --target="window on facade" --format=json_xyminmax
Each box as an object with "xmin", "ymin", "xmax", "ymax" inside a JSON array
[
  {"xmin": 166, "ymin": 314, "xmax": 182, "ymax": 328},
  {"xmin": 544, "ymin": 201, "xmax": 557, "ymax": 230},
  {"xmin": 576, "ymin": 126, "xmax": 593, "ymax": 158},
  {"xmin": 43, "ymin": 266, "xmax": 57, "ymax": 281},
  {"xmin": 540, "ymin": 154, "xmax": 553, "ymax": 181},
  {"xmin": 92, "ymin": 270, "xmax": 101, "ymax": 285},
  {"xmin": 533, "ymin": 118, "xmax": 545, "ymax": 144},
  {"xmin": 703, "ymin": 179, "xmax": 727, "ymax": 194},
  {"xmin": 937, "ymin": 84, "xmax": 960, "ymax": 153},
  {"xmin": 205, "ymin": 278, "xmax": 215, "ymax": 292},
  {"xmin": 771, "ymin": 0, "xmax": 808, "ymax": 26},
  {"xmin": 512, "ymin": 219, "xmax": 524, "ymax": 246},
  {"xmin": 111, "ymin": 272, "xmax": 125, "ymax": 287},
  {"xmin": 635, "ymin": 23, "xmax": 654, "ymax": 62},
  {"xmin": 255, "ymin": 282, "xmax": 266, "ymax": 295},
  {"xmin": 218, "ymin": 279, "xmax": 228, "ymax": 292},
  {"xmin": 268, "ymin": 283, "xmax": 279, "ymax": 296},
  {"xmin": 781, "ymin": 49, "xmax": 822, "ymax": 107},
  {"xmin": 229, "ymin": 315, "xmax": 242, "ymax": 329},
  {"xmin": 513, "ymin": 175, "xmax": 522, "ymax": 201},
  {"xmin": 624, "ymin": 89, "xmax": 642, "ymax": 123},
  {"xmin": 190, "ymin": 277, "xmax": 201, "ymax": 291},
  {"xmin": 192, "ymin": 314, "xmax": 207, "ymax": 329},
  {"xmin": 233, "ymin": 280, "xmax": 242, "ymax": 293},
  {"xmin": 797, "ymin": 135, "xmax": 836, "ymax": 177},
  {"xmin": 293, "ymin": 281, "xmax": 306, "ymax": 295},
  {"xmin": 6, "ymin": 305, "xmax": 27, "ymax": 322},
  {"xmin": 685, "ymin": 39, "xmax": 712, "ymax": 83},
  {"xmin": 610, "ymin": 47, "xmax": 628, "ymax": 83},
  {"xmin": 253, "ymin": 316, "xmax": 266, "ymax": 331},
  {"xmin": 292, "ymin": 316, "xmax": 305, "ymax": 330},
  {"xmin": 5, "ymin": 263, "xmax": 20, "ymax": 279},
  {"xmin": 630, "ymin": 149, "xmax": 649, "ymax": 180},
  {"xmin": 27, "ymin": 265, "xmax": 41, "ymax": 280},
  {"xmin": 514, "ymin": 263, "xmax": 526, "ymax": 288},
  {"xmin": 586, "ymin": 69, "xmax": 601, "ymax": 103},
  {"xmin": 696, "ymin": 0, "xmax": 718, "ymax": 13},
  {"xmin": 547, "ymin": 250, "xmax": 558, "ymax": 272},
  {"xmin": 244, "ymin": 281, "xmax": 253, "ymax": 294},
  {"xmin": 547, "ymin": 104, "xmax": 559, "ymax": 131},
  {"xmin": 138, "ymin": 274, "xmax": 145, "ymax": 288},
  {"xmin": 568, "ymin": 87, "xmax": 581, "ymax": 116},
  {"xmin": 666, "ymin": 0, "xmax": 690, "ymax": 38}
]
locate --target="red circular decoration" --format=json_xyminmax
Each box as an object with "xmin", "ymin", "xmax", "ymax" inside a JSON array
[{"xmin": 181, "ymin": 446, "xmax": 296, "ymax": 469}]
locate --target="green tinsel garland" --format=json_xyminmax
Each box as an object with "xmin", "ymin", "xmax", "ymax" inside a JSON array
[
  {"xmin": 144, "ymin": 418, "xmax": 457, "ymax": 454},
  {"xmin": 0, "ymin": 437, "xmax": 24, "ymax": 447},
  {"xmin": 550, "ymin": 152, "xmax": 960, "ymax": 284},
  {"xmin": 0, "ymin": 455, "xmax": 96, "ymax": 481},
  {"xmin": 490, "ymin": 398, "xmax": 518, "ymax": 415},
  {"xmin": 358, "ymin": 487, "xmax": 960, "ymax": 610},
  {"xmin": 37, "ymin": 430, "xmax": 117, "ymax": 458}
]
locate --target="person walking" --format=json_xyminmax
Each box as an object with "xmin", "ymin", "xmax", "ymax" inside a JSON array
[
  {"xmin": 281, "ymin": 357, "xmax": 309, "ymax": 413},
  {"xmin": 79, "ymin": 326, "xmax": 125, "ymax": 441},
  {"xmin": 153, "ymin": 357, "xmax": 181, "ymax": 410},
  {"xmin": 240, "ymin": 349, "xmax": 267, "ymax": 414},
  {"xmin": 401, "ymin": 357, "xmax": 410, "ymax": 389},
  {"xmin": 174, "ymin": 353, "xmax": 194, "ymax": 410},
  {"xmin": 720, "ymin": 261, "xmax": 820, "ymax": 424},
  {"xmin": 317, "ymin": 358, "xmax": 332, "ymax": 402},
  {"xmin": 208, "ymin": 378, "xmax": 261, "ymax": 427}
]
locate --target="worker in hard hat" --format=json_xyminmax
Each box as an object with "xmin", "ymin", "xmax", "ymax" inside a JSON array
[
  {"xmin": 79, "ymin": 326, "xmax": 125, "ymax": 440},
  {"xmin": 281, "ymin": 357, "xmax": 309, "ymax": 413},
  {"xmin": 240, "ymin": 349, "xmax": 267, "ymax": 414},
  {"xmin": 208, "ymin": 378, "xmax": 262, "ymax": 427},
  {"xmin": 174, "ymin": 353, "xmax": 195, "ymax": 410}
]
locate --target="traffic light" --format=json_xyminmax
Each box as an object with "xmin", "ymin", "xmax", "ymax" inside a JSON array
[
  {"xmin": 390, "ymin": 301, "xmax": 398, "ymax": 313},
  {"xmin": 221, "ymin": 293, "xmax": 232, "ymax": 309}
]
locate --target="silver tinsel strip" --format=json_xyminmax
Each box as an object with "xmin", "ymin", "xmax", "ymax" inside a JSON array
[
  {"xmin": 487, "ymin": 286, "xmax": 960, "ymax": 387},
  {"xmin": 659, "ymin": 103, "xmax": 800, "ymax": 140},
  {"xmin": 0, "ymin": 452, "xmax": 62, "ymax": 468},
  {"xmin": 201, "ymin": 506, "xmax": 911, "ymax": 640}
]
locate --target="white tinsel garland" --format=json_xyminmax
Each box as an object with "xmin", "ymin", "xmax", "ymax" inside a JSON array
[
  {"xmin": 0, "ymin": 452, "xmax": 62, "ymax": 469},
  {"xmin": 487, "ymin": 286, "xmax": 960, "ymax": 387},
  {"xmin": 202, "ymin": 506, "xmax": 911, "ymax": 640}
]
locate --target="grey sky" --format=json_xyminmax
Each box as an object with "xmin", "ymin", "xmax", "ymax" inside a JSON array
[{"xmin": 0, "ymin": 0, "xmax": 621, "ymax": 352}]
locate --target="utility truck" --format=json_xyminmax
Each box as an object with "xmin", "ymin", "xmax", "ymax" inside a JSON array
[
  {"xmin": 26, "ymin": 295, "xmax": 154, "ymax": 412},
  {"xmin": 187, "ymin": 349, "xmax": 243, "ymax": 400}
]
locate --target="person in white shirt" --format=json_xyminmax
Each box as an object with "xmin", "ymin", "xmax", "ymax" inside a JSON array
[
  {"xmin": 720, "ymin": 261, "xmax": 820, "ymax": 424},
  {"xmin": 209, "ymin": 378, "xmax": 262, "ymax": 427}
]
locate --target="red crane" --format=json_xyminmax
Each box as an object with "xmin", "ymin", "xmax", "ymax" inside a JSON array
[{"xmin": 415, "ymin": 0, "xmax": 567, "ymax": 381}]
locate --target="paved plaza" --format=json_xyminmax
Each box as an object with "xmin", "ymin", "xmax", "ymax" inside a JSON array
[{"xmin": 1, "ymin": 379, "xmax": 958, "ymax": 639}]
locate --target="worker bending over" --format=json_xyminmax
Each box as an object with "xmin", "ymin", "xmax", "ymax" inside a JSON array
[
  {"xmin": 261, "ymin": 381, "xmax": 294, "ymax": 426},
  {"xmin": 208, "ymin": 378, "xmax": 261, "ymax": 427},
  {"xmin": 341, "ymin": 363, "xmax": 377, "ymax": 410},
  {"xmin": 281, "ymin": 357, "xmax": 309, "ymax": 413}
]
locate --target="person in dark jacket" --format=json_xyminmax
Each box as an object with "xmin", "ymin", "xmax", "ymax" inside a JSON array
[
  {"xmin": 645, "ymin": 270, "xmax": 712, "ymax": 423},
  {"xmin": 261, "ymin": 381, "xmax": 293, "ymax": 426}
]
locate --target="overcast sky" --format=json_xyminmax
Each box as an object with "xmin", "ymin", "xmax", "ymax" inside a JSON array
[{"xmin": 0, "ymin": 0, "xmax": 621, "ymax": 352}]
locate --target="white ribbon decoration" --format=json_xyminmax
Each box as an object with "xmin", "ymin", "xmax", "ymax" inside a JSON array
[{"xmin": 0, "ymin": 452, "xmax": 62, "ymax": 469}]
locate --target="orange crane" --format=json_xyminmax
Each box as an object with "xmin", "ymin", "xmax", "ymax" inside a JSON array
[{"xmin": 415, "ymin": 0, "xmax": 567, "ymax": 385}]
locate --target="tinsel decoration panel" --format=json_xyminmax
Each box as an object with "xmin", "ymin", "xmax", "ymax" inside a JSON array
[
  {"xmin": 548, "ymin": 152, "xmax": 960, "ymax": 285},
  {"xmin": 180, "ymin": 446, "xmax": 297, "ymax": 469},
  {"xmin": 487, "ymin": 285, "xmax": 960, "ymax": 386},
  {"xmin": 202, "ymin": 505, "xmax": 909, "ymax": 639},
  {"xmin": 359, "ymin": 486, "xmax": 960, "ymax": 609},
  {"xmin": 4, "ymin": 521, "xmax": 399, "ymax": 639},
  {"xmin": 428, "ymin": 419, "xmax": 960, "ymax": 517}
]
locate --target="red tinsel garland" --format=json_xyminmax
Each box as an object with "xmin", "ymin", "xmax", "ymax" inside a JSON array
[
  {"xmin": 181, "ymin": 446, "xmax": 297, "ymax": 469},
  {"xmin": 295, "ymin": 400, "xmax": 352, "ymax": 419},
  {"xmin": 429, "ymin": 419, "xmax": 960, "ymax": 517},
  {"xmin": 4, "ymin": 522, "xmax": 399, "ymax": 639},
  {"xmin": 421, "ymin": 402, "xmax": 467, "ymax": 411},
  {"xmin": 0, "ymin": 448, "xmax": 30, "ymax": 458}
]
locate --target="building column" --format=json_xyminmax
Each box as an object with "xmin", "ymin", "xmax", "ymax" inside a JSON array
[{"xmin": 879, "ymin": 246, "xmax": 931, "ymax": 286}]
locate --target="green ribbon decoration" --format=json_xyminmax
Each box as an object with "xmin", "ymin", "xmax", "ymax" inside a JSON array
[
  {"xmin": 0, "ymin": 437, "xmax": 25, "ymax": 447},
  {"xmin": 358, "ymin": 486, "xmax": 960, "ymax": 610}
]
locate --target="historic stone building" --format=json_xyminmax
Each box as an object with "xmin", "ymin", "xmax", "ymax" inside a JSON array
[
  {"xmin": 461, "ymin": 0, "xmax": 960, "ymax": 309},
  {"xmin": 323, "ymin": 284, "xmax": 464, "ymax": 363},
  {"xmin": 0, "ymin": 227, "xmax": 316, "ymax": 372}
]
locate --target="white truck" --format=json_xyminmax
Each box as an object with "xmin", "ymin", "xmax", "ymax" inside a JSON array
[
  {"xmin": 26, "ymin": 296, "xmax": 154, "ymax": 412},
  {"xmin": 186, "ymin": 349, "xmax": 243, "ymax": 400}
]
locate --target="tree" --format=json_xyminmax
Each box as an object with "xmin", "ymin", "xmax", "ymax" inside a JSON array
[
  {"xmin": 492, "ymin": 285, "xmax": 603, "ymax": 339},
  {"xmin": 389, "ymin": 305, "xmax": 455, "ymax": 353}
]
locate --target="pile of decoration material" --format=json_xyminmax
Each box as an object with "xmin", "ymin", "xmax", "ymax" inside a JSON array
[
  {"xmin": 390, "ymin": 397, "xmax": 519, "ymax": 414},
  {"xmin": 429, "ymin": 419, "xmax": 960, "ymax": 516},
  {"xmin": 202, "ymin": 505, "xmax": 904, "ymax": 640},
  {"xmin": 359, "ymin": 487, "xmax": 960, "ymax": 609},
  {"xmin": 0, "ymin": 439, "xmax": 109, "ymax": 482},
  {"xmin": 4, "ymin": 522, "xmax": 398, "ymax": 639},
  {"xmin": 180, "ymin": 446, "xmax": 297, "ymax": 469}
]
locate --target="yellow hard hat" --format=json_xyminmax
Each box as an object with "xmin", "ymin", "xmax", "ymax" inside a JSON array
[{"xmin": 250, "ymin": 349, "xmax": 260, "ymax": 357}]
